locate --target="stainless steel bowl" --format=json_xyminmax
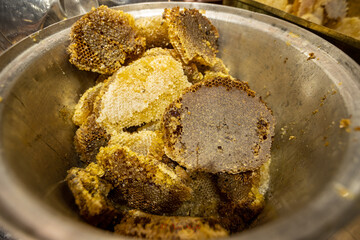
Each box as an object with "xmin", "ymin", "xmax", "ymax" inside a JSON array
[{"xmin": 0, "ymin": 2, "xmax": 359, "ymax": 240}]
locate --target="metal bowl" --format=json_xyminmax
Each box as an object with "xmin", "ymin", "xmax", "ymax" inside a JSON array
[{"xmin": 0, "ymin": 2, "xmax": 359, "ymax": 240}]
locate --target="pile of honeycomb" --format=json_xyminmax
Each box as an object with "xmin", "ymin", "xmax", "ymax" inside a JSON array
[{"xmin": 66, "ymin": 6, "xmax": 275, "ymax": 239}]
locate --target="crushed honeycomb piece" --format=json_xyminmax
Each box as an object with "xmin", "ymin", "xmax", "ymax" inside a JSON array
[
  {"xmin": 182, "ymin": 63, "xmax": 204, "ymax": 84},
  {"xmin": 96, "ymin": 145, "xmax": 192, "ymax": 214},
  {"xmin": 68, "ymin": 5, "xmax": 146, "ymax": 74},
  {"xmin": 74, "ymin": 114, "xmax": 110, "ymax": 164},
  {"xmin": 73, "ymin": 82, "xmax": 104, "ymax": 126},
  {"xmin": 203, "ymin": 71, "xmax": 231, "ymax": 82},
  {"xmin": 199, "ymin": 57, "xmax": 230, "ymax": 77},
  {"xmin": 108, "ymin": 130, "xmax": 164, "ymax": 160},
  {"xmin": 114, "ymin": 210, "xmax": 229, "ymax": 239},
  {"xmin": 96, "ymin": 54, "xmax": 191, "ymax": 133},
  {"xmin": 217, "ymin": 169, "xmax": 265, "ymax": 232},
  {"xmin": 167, "ymin": 48, "xmax": 204, "ymax": 84},
  {"xmin": 66, "ymin": 163, "xmax": 120, "ymax": 228},
  {"xmin": 135, "ymin": 16, "xmax": 171, "ymax": 48},
  {"xmin": 163, "ymin": 76, "xmax": 275, "ymax": 173},
  {"xmin": 218, "ymin": 170, "xmax": 260, "ymax": 205},
  {"xmin": 144, "ymin": 47, "xmax": 204, "ymax": 83},
  {"xmin": 173, "ymin": 171, "xmax": 221, "ymax": 218},
  {"xmin": 163, "ymin": 7, "xmax": 219, "ymax": 66}
]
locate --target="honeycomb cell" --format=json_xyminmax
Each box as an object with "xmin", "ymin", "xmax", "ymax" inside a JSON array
[
  {"xmin": 163, "ymin": 76, "xmax": 275, "ymax": 173},
  {"xmin": 163, "ymin": 7, "xmax": 219, "ymax": 66},
  {"xmin": 114, "ymin": 210, "xmax": 229, "ymax": 239},
  {"xmin": 68, "ymin": 5, "xmax": 146, "ymax": 74}
]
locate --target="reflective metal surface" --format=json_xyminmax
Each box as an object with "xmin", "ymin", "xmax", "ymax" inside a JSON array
[
  {"xmin": 0, "ymin": 2, "xmax": 360, "ymax": 240},
  {"xmin": 0, "ymin": 0, "xmax": 167, "ymax": 53}
]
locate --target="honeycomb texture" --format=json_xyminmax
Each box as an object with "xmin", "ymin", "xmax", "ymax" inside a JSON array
[
  {"xmin": 200, "ymin": 57, "xmax": 230, "ymax": 78},
  {"xmin": 66, "ymin": 163, "xmax": 120, "ymax": 228},
  {"xmin": 142, "ymin": 47, "xmax": 173, "ymax": 58},
  {"xmin": 163, "ymin": 76, "xmax": 275, "ymax": 173},
  {"xmin": 167, "ymin": 48, "xmax": 204, "ymax": 84},
  {"xmin": 144, "ymin": 47, "xmax": 204, "ymax": 83},
  {"xmin": 217, "ymin": 169, "xmax": 265, "ymax": 232},
  {"xmin": 96, "ymin": 54, "xmax": 191, "ymax": 133},
  {"xmin": 108, "ymin": 130, "xmax": 164, "ymax": 160},
  {"xmin": 73, "ymin": 82, "xmax": 103, "ymax": 126},
  {"xmin": 97, "ymin": 145, "xmax": 192, "ymax": 214},
  {"xmin": 173, "ymin": 171, "xmax": 221, "ymax": 218},
  {"xmin": 114, "ymin": 210, "xmax": 229, "ymax": 239},
  {"xmin": 74, "ymin": 114, "xmax": 110, "ymax": 164},
  {"xmin": 68, "ymin": 5, "xmax": 146, "ymax": 74},
  {"xmin": 135, "ymin": 16, "xmax": 171, "ymax": 49},
  {"xmin": 163, "ymin": 7, "xmax": 219, "ymax": 66}
]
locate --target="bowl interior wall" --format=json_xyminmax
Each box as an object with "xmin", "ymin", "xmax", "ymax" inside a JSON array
[{"xmin": 0, "ymin": 4, "xmax": 353, "ymax": 233}]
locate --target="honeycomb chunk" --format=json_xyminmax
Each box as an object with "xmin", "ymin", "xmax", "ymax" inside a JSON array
[
  {"xmin": 96, "ymin": 145, "xmax": 192, "ymax": 214},
  {"xmin": 114, "ymin": 210, "xmax": 229, "ymax": 239},
  {"xmin": 217, "ymin": 168, "xmax": 266, "ymax": 232},
  {"xmin": 96, "ymin": 54, "xmax": 191, "ymax": 133},
  {"xmin": 108, "ymin": 130, "xmax": 164, "ymax": 160},
  {"xmin": 173, "ymin": 171, "xmax": 221, "ymax": 218},
  {"xmin": 66, "ymin": 163, "xmax": 120, "ymax": 228},
  {"xmin": 144, "ymin": 47, "xmax": 203, "ymax": 83},
  {"xmin": 73, "ymin": 82, "xmax": 104, "ymax": 126},
  {"xmin": 163, "ymin": 76, "xmax": 275, "ymax": 173},
  {"xmin": 135, "ymin": 16, "xmax": 171, "ymax": 48},
  {"xmin": 68, "ymin": 5, "xmax": 146, "ymax": 74},
  {"xmin": 199, "ymin": 57, "xmax": 230, "ymax": 78},
  {"xmin": 163, "ymin": 7, "xmax": 219, "ymax": 66},
  {"xmin": 74, "ymin": 114, "xmax": 110, "ymax": 164}
]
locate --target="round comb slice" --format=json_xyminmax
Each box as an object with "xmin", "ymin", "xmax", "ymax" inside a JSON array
[
  {"xmin": 163, "ymin": 7, "xmax": 219, "ymax": 67},
  {"xmin": 68, "ymin": 5, "xmax": 146, "ymax": 74},
  {"xmin": 163, "ymin": 76, "xmax": 275, "ymax": 173}
]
